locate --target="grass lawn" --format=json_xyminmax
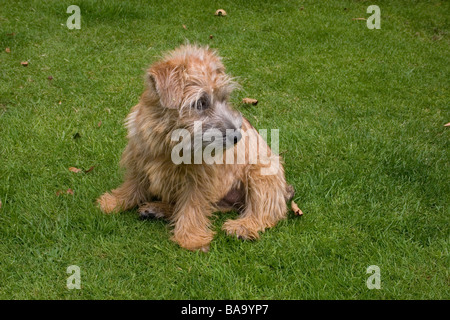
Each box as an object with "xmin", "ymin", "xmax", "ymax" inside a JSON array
[{"xmin": 0, "ymin": 0, "xmax": 449, "ymax": 299}]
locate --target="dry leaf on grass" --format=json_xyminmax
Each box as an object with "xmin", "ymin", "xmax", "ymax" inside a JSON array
[
  {"xmin": 69, "ymin": 167, "xmax": 82, "ymax": 173},
  {"xmin": 242, "ymin": 98, "xmax": 258, "ymax": 105},
  {"xmin": 291, "ymin": 201, "xmax": 303, "ymax": 216},
  {"xmin": 5, "ymin": 47, "xmax": 10, "ymax": 53},
  {"xmin": 352, "ymin": 18, "xmax": 366, "ymax": 21},
  {"xmin": 97, "ymin": 121, "xmax": 102, "ymax": 128},
  {"xmin": 182, "ymin": 25, "xmax": 187, "ymax": 29},
  {"xmin": 56, "ymin": 189, "xmax": 74, "ymax": 196},
  {"xmin": 21, "ymin": 61, "xmax": 28, "ymax": 67},
  {"xmin": 0, "ymin": 199, "xmax": 2, "ymax": 209},
  {"xmin": 215, "ymin": 9, "xmax": 227, "ymax": 16},
  {"xmin": 69, "ymin": 166, "xmax": 95, "ymax": 173},
  {"xmin": 85, "ymin": 166, "xmax": 95, "ymax": 173}
]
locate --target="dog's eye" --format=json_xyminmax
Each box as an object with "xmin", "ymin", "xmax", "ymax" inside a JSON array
[{"xmin": 195, "ymin": 97, "xmax": 209, "ymax": 111}]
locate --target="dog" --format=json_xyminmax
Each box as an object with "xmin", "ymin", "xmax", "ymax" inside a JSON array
[{"xmin": 97, "ymin": 45, "xmax": 294, "ymax": 251}]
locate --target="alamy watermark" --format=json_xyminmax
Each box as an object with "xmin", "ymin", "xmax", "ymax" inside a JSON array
[
  {"xmin": 67, "ymin": 265, "xmax": 81, "ymax": 289},
  {"xmin": 366, "ymin": 265, "xmax": 381, "ymax": 289},
  {"xmin": 170, "ymin": 121, "xmax": 280, "ymax": 176},
  {"xmin": 66, "ymin": 5, "xmax": 81, "ymax": 29},
  {"xmin": 367, "ymin": 5, "xmax": 381, "ymax": 29}
]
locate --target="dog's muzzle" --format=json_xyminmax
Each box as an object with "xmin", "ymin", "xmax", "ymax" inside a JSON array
[
  {"xmin": 225, "ymin": 112, "xmax": 243, "ymax": 147},
  {"xmin": 229, "ymin": 129, "xmax": 242, "ymax": 145},
  {"xmin": 202, "ymin": 106, "xmax": 243, "ymax": 149}
]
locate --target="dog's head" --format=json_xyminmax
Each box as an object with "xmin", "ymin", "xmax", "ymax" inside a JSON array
[{"xmin": 146, "ymin": 45, "xmax": 243, "ymax": 151}]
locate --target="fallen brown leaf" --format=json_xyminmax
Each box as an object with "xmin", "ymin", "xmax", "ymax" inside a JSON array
[
  {"xmin": 215, "ymin": 9, "xmax": 227, "ymax": 16},
  {"xmin": 291, "ymin": 201, "xmax": 303, "ymax": 216},
  {"xmin": 209, "ymin": 35, "xmax": 214, "ymax": 39},
  {"xmin": 69, "ymin": 167, "xmax": 82, "ymax": 173},
  {"xmin": 5, "ymin": 47, "xmax": 10, "ymax": 53},
  {"xmin": 47, "ymin": 75, "xmax": 53, "ymax": 80},
  {"xmin": 98, "ymin": 121, "xmax": 102, "ymax": 127},
  {"xmin": 352, "ymin": 17, "xmax": 366, "ymax": 20},
  {"xmin": 0, "ymin": 199, "xmax": 2, "ymax": 209},
  {"xmin": 182, "ymin": 24, "xmax": 187, "ymax": 29},
  {"xmin": 21, "ymin": 61, "xmax": 28, "ymax": 67},
  {"xmin": 6, "ymin": 32, "xmax": 16, "ymax": 36},
  {"xmin": 242, "ymin": 98, "xmax": 258, "ymax": 105},
  {"xmin": 432, "ymin": 35, "xmax": 442, "ymax": 41},
  {"xmin": 56, "ymin": 189, "xmax": 73, "ymax": 196},
  {"xmin": 84, "ymin": 166, "xmax": 95, "ymax": 173}
]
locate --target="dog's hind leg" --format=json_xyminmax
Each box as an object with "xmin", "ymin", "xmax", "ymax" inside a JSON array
[
  {"xmin": 97, "ymin": 174, "xmax": 149, "ymax": 214},
  {"xmin": 222, "ymin": 163, "xmax": 289, "ymax": 240},
  {"xmin": 138, "ymin": 201, "xmax": 173, "ymax": 220}
]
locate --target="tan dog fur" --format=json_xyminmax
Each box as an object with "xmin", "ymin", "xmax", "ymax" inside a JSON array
[{"xmin": 97, "ymin": 45, "xmax": 293, "ymax": 251}]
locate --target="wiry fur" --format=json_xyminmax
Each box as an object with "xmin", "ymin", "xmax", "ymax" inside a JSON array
[{"xmin": 97, "ymin": 45, "xmax": 293, "ymax": 251}]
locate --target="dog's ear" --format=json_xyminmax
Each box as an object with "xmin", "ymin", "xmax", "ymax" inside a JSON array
[{"xmin": 148, "ymin": 61, "xmax": 185, "ymax": 109}]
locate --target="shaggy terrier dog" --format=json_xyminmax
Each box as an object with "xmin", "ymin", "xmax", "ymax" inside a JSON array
[{"xmin": 97, "ymin": 45, "xmax": 294, "ymax": 251}]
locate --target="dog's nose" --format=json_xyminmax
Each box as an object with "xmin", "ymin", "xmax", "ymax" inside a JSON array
[{"xmin": 233, "ymin": 130, "xmax": 242, "ymax": 144}]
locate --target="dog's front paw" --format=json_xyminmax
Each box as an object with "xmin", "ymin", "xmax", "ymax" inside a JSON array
[
  {"xmin": 97, "ymin": 193, "xmax": 120, "ymax": 214},
  {"xmin": 197, "ymin": 244, "xmax": 210, "ymax": 253},
  {"xmin": 178, "ymin": 241, "xmax": 211, "ymax": 253},
  {"xmin": 222, "ymin": 219, "xmax": 260, "ymax": 240},
  {"xmin": 172, "ymin": 232, "xmax": 213, "ymax": 252}
]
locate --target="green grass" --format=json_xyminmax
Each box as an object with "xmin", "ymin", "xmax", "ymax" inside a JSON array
[{"xmin": 0, "ymin": 0, "xmax": 449, "ymax": 299}]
